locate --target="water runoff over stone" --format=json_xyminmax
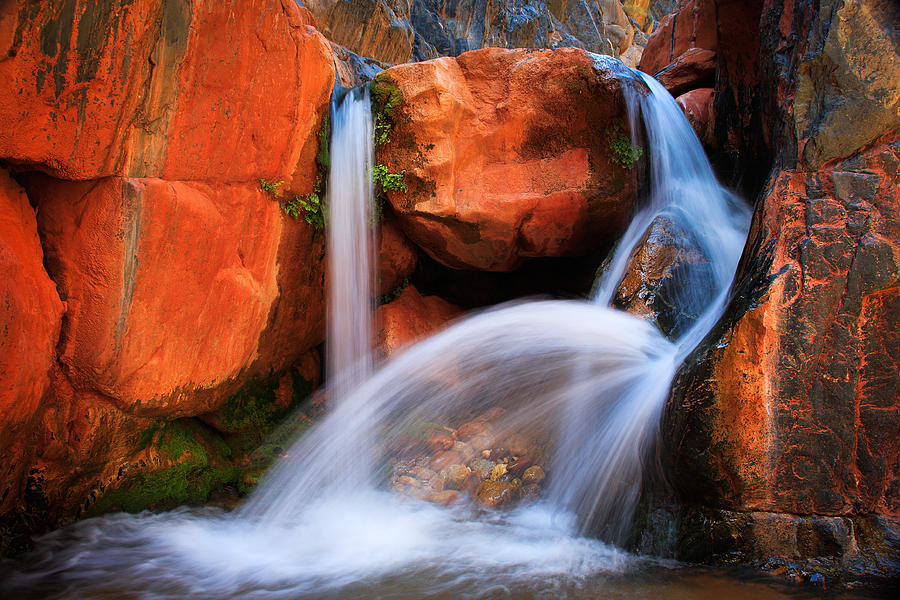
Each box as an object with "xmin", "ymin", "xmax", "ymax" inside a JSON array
[{"xmin": 1, "ymin": 63, "xmax": 752, "ymax": 598}]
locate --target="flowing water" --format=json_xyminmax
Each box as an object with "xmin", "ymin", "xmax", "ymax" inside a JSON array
[{"xmin": 0, "ymin": 66, "xmax": 835, "ymax": 599}]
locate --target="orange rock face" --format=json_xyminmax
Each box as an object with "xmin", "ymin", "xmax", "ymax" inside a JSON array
[
  {"xmin": 375, "ymin": 286, "xmax": 461, "ymax": 358},
  {"xmin": 26, "ymin": 176, "xmax": 325, "ymax": 418},
  {"xmin": 0, "ymin": 170, "xmax": 65, "ymax": 505},
  {"xmin": 0, "ymin": 0, "xmax": 335, "ymax": 544},
  {"xmin": 639, "ymin": 0, "xmax": 717, "ymax": 77},
  {"xmin": 377, "ymin": 47, "xmax": 640, "ymax": 271},
  {"xmin": 669, "ymin": 138, "xmax": 900, "ymax": 516},
  {"xmin": 377, "ymin": 213, "xmax": 417, "ymax": 296},
  {"xmin": 0, "ymin": 0, "xmax": 334, "ymax": 189}
]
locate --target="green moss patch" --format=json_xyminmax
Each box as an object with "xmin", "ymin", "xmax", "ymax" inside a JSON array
[{"xmin": 88, "ymin": 420, "xmax": 239, "ymax": 515}]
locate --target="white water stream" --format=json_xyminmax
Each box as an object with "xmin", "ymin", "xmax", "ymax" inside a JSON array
[{"xmin": 0, "ymin": 65, "xmax": 752, "ymax": 599}]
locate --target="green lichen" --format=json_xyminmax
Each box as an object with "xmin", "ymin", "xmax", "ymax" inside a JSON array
[
  {"xmin": 220, "ymin": 368, "xmax": 316, "ymax": 456},
  {"xmin": 316, "ymin": 113, "xmax": 330, "ymax": 171},
  {"xmin": 280, "ymin": 110, "xmax": 330, "ymax": 230}
]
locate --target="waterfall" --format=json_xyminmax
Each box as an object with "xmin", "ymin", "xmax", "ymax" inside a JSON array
[
  {"xmin": 325, "ymin": 86, "xmax": 375, "ymax": 399},
  {"xmin": 0, "ymin": 70, "xmax": 752, "ymax": 599}
]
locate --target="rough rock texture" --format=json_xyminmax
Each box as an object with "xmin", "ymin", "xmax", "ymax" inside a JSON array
[
  {"xmin": 612, "ymin": 216, "xmax": 712, "ymax": 339},
  {"xmin": 375, "ymin": 285, "xmax": 461, "ymax": 358},
  {"xmin": 0, "ymin": 0, "xmax": 335, "ymax": 192},
  {"xmin": 762, "ymin": 0, "xmax": 900, "ymax": 171},
  {"xmin": 0, "ymin": 170, "xmax": 66, "ymax": 526},
  {"xmin": 302, "ymin": 0, "xmax": 645, "ymax": 65},
  {"xmin": 26, "ymin": 175, "xmax": 326, "ymax": 418},
  {"xmin": 0, "ymin": 0, "xmax": 335, "ymax": 551},
  {"xmin": 378, "ymin": 47, "xmax": 641, "ymax": 271},
  {"xmin": 633, "ymin": 0, "xmax": 900, "ymax": 579},
  {"xmin": 302, "ymin": 0, "xmax": 415, "ymax": 64},
  {"xmin": 669, "ymin": 139, "xmax": 900, "ymax": 517}
]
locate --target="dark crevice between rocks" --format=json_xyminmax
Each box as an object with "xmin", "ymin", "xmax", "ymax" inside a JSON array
[{"xmin": 411, "ymin": 244, "xmax": 614, "ymax": 310}]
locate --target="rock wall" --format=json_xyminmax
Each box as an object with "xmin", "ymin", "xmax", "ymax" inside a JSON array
[
  {"xmin": 641, "ymin": 0, "xmax": 900, "ymax": 579},
  {"xmin": 300, "ymin": 0, "xmax": 671, "ymax": 66},
  {"xmin": 0, "ymin": 0, "xmax": 336, "ymax": 552}
]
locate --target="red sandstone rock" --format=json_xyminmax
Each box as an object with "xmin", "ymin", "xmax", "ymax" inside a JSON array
[
  {"xmin": 375, "ymin": 286, "xmax": 461, "ymax": 358},
  {"xmin": 676, "ymin": 88, "xmax": 715, "ymax": 147},
  {"xmin": 377, "ymin": 47, "xmax": 639, "ymax": 271},
  {"xmin": 0, "ymin": 169, "xmax": 65, "ymax": 506},
  {"xmin": 0, "ymin": 0, "xmax": 334, "ymax": 188},
  {"xmin": 655, "ymin": 47, "xmax": 716, "ymax": 97},
  {"xmin": 27, "ymin": 176, "xmax": 321, "ymax": 418},
  {"xmin": 475, "ymin": 480, "xmax": 520, "ymax": 508},
  {"xmin": 377, "ymin": 214, "xmax": 418, "ymax": 296},
  {"xmin": 456, "ymin": 421, "xmax": 489, "ymax": 441},
  {"xmin": 639, "ymin": 0, "xmax": 717, "ymax": 76}
]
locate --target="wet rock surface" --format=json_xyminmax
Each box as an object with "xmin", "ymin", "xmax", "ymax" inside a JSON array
[{"xmin": 612, "ymin": 215, "xmax": 712, "ymax": 339}]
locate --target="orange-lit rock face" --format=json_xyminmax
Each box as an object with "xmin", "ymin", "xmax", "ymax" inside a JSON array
[
  {"xmin": 0, "ymin": 0, "xmax": 334, "ymax": 189},
  {"xmin": 0, "ymin": 0, "xmax": 335, "ymax": 542},
  {"xmin": 377, "ymin": 214, "xmax": 417, "ymax": 296},
  {"xmin": 378, "ymin": 47, "xmax": 639, "ymax": 272},
  {"xmin": 669, "ymin": 138, "xmax": 900, "ymax": 516},
  {"xmin": 26, "ymin": 176, "xmax": 320, "ymax": 417},
  {"xmin": 0, "ymin": 168, "xmax": 64, "ymax": 444},
  {"xmin": 376, "ymin": 286, "xmax": 461, "ymax": 358}
]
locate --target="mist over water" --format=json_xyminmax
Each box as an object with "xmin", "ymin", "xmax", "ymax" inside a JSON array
[{"xmin": 1, "ymin": 67, "xmax": 753, "ymax": 599}]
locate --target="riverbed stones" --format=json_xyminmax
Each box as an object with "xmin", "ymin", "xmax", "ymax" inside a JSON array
[{"xmin": 388, "ymin": 415, "xmax": 549, "ymax": 509}]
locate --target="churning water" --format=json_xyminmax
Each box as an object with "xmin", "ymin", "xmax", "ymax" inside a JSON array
[{"xmin": 1, "ymin": 66, "xmax": 756, "ymax": 598}]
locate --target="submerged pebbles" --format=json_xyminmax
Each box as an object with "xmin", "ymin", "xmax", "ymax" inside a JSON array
[{"xmin": 387, "ymin": 411, "xmax": 548, "ymax": 509}]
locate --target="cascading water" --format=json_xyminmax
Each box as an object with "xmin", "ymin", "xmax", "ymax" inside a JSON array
[{"xmin": 1, "ymin": 65, "xmax": 753, "ymax": 599}]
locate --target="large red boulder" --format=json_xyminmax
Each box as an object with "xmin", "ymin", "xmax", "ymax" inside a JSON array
[
  {"xmin": 376, "ymin": 286, "xmax": 461, "ymax": 358},
  {"xmin": 0, "ymin": 0, "xmax": 334, "ymax": 190},
  {"xmin": 377, "ymin": 47, "xmax": 640, "ymax": 271},
  {"xmin": 26, "ymin": 175, "xmax": 325, "ymax": 418}
]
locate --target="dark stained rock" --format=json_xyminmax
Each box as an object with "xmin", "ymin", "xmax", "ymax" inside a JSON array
[
  {"xmin": 612, "ymin": 216, "xmax": 713, "ymax": 339},
  {"xmin": 304, "ymin": 0, "xmax": 646, "ymax": 65},
  {"xmin": 665, "ymin": 137, "xmax": 899, "ymax": 559}
]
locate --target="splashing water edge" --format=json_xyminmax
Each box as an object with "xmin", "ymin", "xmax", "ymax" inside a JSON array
[{"xmin": 1, "ymin": 68, "xmax": 753, "ymax": 599}]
